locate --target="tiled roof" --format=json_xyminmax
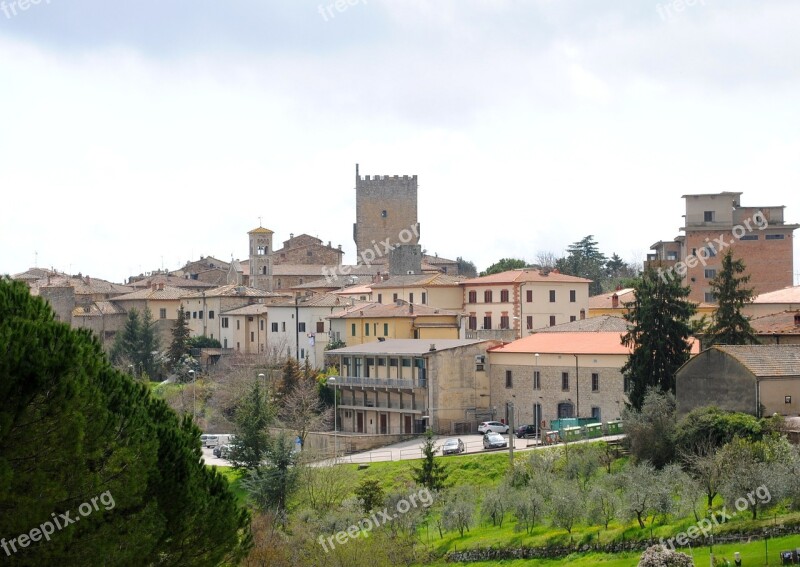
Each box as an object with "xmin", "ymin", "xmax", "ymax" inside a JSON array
[
  {"xmin": 711, "ymin": 345, "xmax": 800, "ymax": 377},
  {"xmin": 534, "ymin": 315, "xmax": 630, "ymax": 333},
  {"xmin": 588, "ymin": 289, "xmax": 636, "ymax": 309},
  {"xmin": 370, "ymin": 273, "xmax": 465, "ymax": 289},
  {"xmin": 72, "ymin": 301, "xmax": 126, "ymax": 317},
  {"xmin": 327, "ymin": 339, "xmax": 490, "ymax": 356},
  {"xmin": 333, "ymin": 283, "xmax": 373, "ymax": 295},
  {"xmin": 128, "ymin": 275, "xmax": 216, "ymax": 289},
  {"xmin": 752, "ymin": 285, "xmax": 800, "ymax": 304},
  {"xmin": 221, "ymin": 304, "xmax": 270, "ymax": 316},
  {"xmin": 423, "ymin": 254, "xmax": 458, "ymax": 265},
  {"xmin": 490, "ymin": 331, "xmax": 633, "ymax": 355},
  {"xmin": 30, "ymin": 276, "xmax": 134, "ymax": 296},
  {"xmin": 248, "ymin": 227, "xmax": 274, "ymax": 234},
  {"xmin": 273, "ymin": 264, "xmax": 382, "ymax": 277},
  {"xmin": 181, "ymin": 284, "xmax": 287, "ymax": 299},
  {"xmin": 750, "ymin": 311, "xmax": 800, "ymax": 335},
  {"xmin": 461, "ymin": 269, "xmax": 593, "ymax": 285},
  {"xmin": 327, "ymin": 302, "xmax": 459, "ymax": 319},
  {"xmin": 11, "ymin": 268, "xmax": 65, "ymax": 281},
  {"xmin": 113, "ymin": 285, "xmax": 189, "ymax": 301}
]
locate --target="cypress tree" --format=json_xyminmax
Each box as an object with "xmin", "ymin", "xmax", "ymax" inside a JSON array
[{"xmin": 706, "ymin": 250, "xmax": 758, "ymax": 346}]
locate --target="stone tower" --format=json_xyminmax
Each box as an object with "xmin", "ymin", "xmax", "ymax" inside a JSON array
[
  {"xmin": 248, "ymin": 226, "xmax": 274, "ymax": 291},
  {"xmin": 353, "ymin": 164, "xmax": 420, "ymax": 264}
]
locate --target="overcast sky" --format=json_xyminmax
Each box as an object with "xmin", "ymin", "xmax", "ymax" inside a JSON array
[{"xmin": 1, "ymin": 0, "xmax": 799, "ymax": 284}]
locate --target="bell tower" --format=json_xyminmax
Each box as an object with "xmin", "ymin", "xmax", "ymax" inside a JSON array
[{"xmin": 249, "ymin": 225, "xmax": 274, "ymax": 291}]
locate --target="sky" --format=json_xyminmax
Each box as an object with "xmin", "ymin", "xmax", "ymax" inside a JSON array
[{"xmin": 1, "ymin": 0, "xmax": 799, "ymax": 285}]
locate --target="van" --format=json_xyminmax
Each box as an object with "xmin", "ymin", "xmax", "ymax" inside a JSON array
[{"xmin": 200, "ymin": 434, "xmax": 233, "ymax": 448}]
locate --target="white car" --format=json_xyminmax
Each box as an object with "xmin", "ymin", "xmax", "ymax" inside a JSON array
[{"xmin": 478, "ymin": 421, "xmax": 509, "ymax": 434}]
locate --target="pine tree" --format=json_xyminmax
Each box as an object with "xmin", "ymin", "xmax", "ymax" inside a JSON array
[
  {"xmin": 706, "ymin": 250, "xmax": 758, "ymax": 346},
  {"xmin": 412, "ymin": 430, "xmax": 448, "ymax": 492},
  {"xmin": 281, "ymin": 357, "xmax": 302, "ymax": 394},
  {"xmin": 168, "ymin": 305, "xmax": 191, "ymax": 370},
  {"xmin": 111, "ymin": 308, "xmax": 141, "ymax": 367},
  {"xmin": 556, "ymin": 235, "xmax": 607, "ymax": 295},
  {"xmin": 621, "ymin": 267, "xmax": 697, "ymax": 410},
  {"xmin": 230, "ymin": 379, "xmax": 273, "ymax": 469},
  {"xmin": 138, "ymin": 306, "xmax": 160, "ymax": 378}
]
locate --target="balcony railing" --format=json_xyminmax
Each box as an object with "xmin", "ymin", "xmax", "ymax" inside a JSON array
[
  {"xmin": 339, "ymin": 402, "xmax": 425, "ymax": 412},
  {"xmin": 334, "ymin": 375, "xmax": 426, "ymax": 389}
]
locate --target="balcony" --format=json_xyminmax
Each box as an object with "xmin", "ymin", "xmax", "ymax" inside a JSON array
[
  {"xmin": 339, "ymin": 401, "xmax": 425, "ymax": 413},
  {"xmin": 334, "ymin": 375, "xmax": 427, "ymax": 389}
]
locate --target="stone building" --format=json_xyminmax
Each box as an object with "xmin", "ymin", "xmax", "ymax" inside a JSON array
[
  {"xmin": 248, "ymin": 226, "xmax": 275, "ymax": 292},
  {"xmin": 353, "ymin": 164, "xmax": 420, "ymax": 264},
  {"xmin": 273, "ymin": 233, "xmax": 344, "ymax": 266}
]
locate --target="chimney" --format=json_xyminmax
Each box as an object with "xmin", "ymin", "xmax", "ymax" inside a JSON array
[
  {"xmin": 85, "ymin": 275, "xmax": 90, "ymax": 285},
  {"xmin": 429, "ymin": 343, "xmax": 436, "ymax": 352},
  {"xmin": 409, "ymin": 303, "xmax": 414, "ymax": 314},
  {"xmin": 158, "ymin": 283, "xmax": 164, "ymax": 291},
  {"xmin": 382, "ymin": 272, "xmax": 389, "ymax": 281},
  {"xmin": 794, "ymin": 313, "xmax": 800, "ymax": 327},
  {"xmin": 152, "ymin": 283, "xmax": 158, "ymax": 291},
  {"xmin": 611, "ymin": 293, "xmax": 619, "ymax": 309},
  {"xmin": 615, "ymin": 284, "xmax": 622, "ymax": 291}
]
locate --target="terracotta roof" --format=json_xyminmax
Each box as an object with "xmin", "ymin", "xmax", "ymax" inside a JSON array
[
  {"xmin": 327, "ymin": 339, "xmax": 490, "ymax": 356},
  {"xmin": 534, "ymin": 315, "xmax": 630, "ymax": 333},
  {"xmin": 30, "ymin": 275, "xmax": 134, "ymax": 296},
  {"xmin": 113, "ymin": 285, "xmax": 189, "ymax": 301},
  {"xmin": 333, "ymin": 283, "xmax": 373, "ymax": 295},
  {"xmin": 423, "ymin": 254, "xmax": 459, "ymax": 265},
  {"xmin": 490, "ymin": 331, "xmax": 633, "ymax": 355},
  {"xmin": 72, "ymin": 301, "xmax": 126, "ymax": 317},
  {"xmin": 181, "ymin": 284, "xmax": 287, "ymax": 299},
  {"xmin": 462, "ymin": 269, "xmax": 593, "ymax": 285},
  {"xmin": 128, "ymin": 275, "xmax": 216, "ymax": 289},
  {"xmin": 327, "ymin": 302, "xmax": 460, "ymax": 319},
  {"xmin": 588, "ymin": 289, "xmax": 636, "ymax": 309},
  {"xmin": 11, "ymin": 268, "xmax": 65, "ymax": 281},
  {"xmin": 750, "ymin": 311, "xmax": 800, "ymax": 335},
  {"xmin": 221, "ymin": 304, "xmax": 270, "ymax": 316},
  {"xmin": 248, "ymin": 227, "xmax": 274, "ymax": 234},
  {"xmin": 370, "ymin": 273, "xmax": 465, "ymax": 289},
  {"xmin": 273, "ymin": 264, "xmax": 382, "ymax": 277},
  {"xmin": 752, "ymin": 285, "xmax": 800, "ymax": 304},
  {"xmin": 710, "ymin": 345, "xmax": 800, "ymax": 377}
]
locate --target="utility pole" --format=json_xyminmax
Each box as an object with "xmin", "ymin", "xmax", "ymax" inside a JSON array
[{"xmin": 508, "ymin": 401, "xmax": 515, "ymax": 465}]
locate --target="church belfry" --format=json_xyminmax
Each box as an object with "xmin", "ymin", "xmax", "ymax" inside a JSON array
[{"xmin": 248, "ymin": 225, "xmax": 274, "ymax": 291}]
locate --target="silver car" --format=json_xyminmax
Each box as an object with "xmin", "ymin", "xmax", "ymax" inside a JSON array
[
  {"xmin": 441, "ymin": 438, "xmax": 465, "ymax": 455},
  {"xmin": 483, "ymin": 432, "xmax": 508, "ymax": 450}
]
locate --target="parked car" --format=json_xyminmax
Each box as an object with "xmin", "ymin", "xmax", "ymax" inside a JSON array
[
  {"xmin": 483, "ymin": 432, "xmax": 508, "ymax": 450},
  {"xmin": 441, "ymin": 438, "xmax": 465, "ymax": 455},
  {"xmin": 515, "ymin": 424, "xmax": 538, "ymax": 439},
  {"xmin": 478, "ymin": 421, "xmax": 509, "ymax": 434}
]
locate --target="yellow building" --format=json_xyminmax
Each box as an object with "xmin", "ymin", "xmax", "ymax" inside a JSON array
[
  {"xmin": 328, "ymin": 301, "xmax": 460, "ymax": 346},
  {"xmin": 111, "ymin": 283, "xmax": 186, "ymax": 345},
  {"xmin": 369, "ymin": 273, "xmax": 465, "ymax": 311},
  {"xmin": 588, "ymin": 287, "xmax": 716, "ymax": 322}
]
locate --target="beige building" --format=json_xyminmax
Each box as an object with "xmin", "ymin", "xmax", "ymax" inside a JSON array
[
  {"xmin": 326, "ymin": 339, "xmax": 501, "ymax": 435},
  {"xmin": 111, "ymin": 284, "xmax": 187, "ymax": 345},
  {"xmin": 328, "ymin": 301, "xmax": 461, "ymax": 346},
  {"xmin": 750, "ymin": 311, "xmax": 800, "ymax": 346},
  {"xmin": 181, "ymin": 284, "xmax": 288, "ymax": 343},
  {"xmin": 219, "ymin": 304, "xmax": 269, "ymax": 354},
  {"xmin": 744, "ymin": 285, "xmax": 800, "ymax": 319},
  {"xmin": 588, "ymin": 287, "xmax": 716, "ymax": 322},
  {"xmin": 461, "ymin": 269, "xmax": 592, "ymax": 341},
  {"xmin": 676, "ymin": 345, "xmax": 800, "ymax": 417},
  {"xmin": 487, "ymin": 327, "xmax": 631, "ymax": 434},
  {"xmin": 370, "ymin": 273, "xmax": 465, "ymax": 310}
]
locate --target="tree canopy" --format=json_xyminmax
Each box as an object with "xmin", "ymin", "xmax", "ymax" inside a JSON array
[
  {"xmin": 706, "ymin": 250, "xmax": 758, "ymax": 346},
  {"xmin": 480, "ymin": 258, "xmax": 529, "ymax": 276}
]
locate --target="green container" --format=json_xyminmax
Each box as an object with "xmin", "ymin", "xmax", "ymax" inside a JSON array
[
  {"xmin": 563, "ymin": 426, "xmax": 583, "ymax": 442},
  {"xmin": 605, "ymin": 420, "xmax": 622, "ymax": 435},
  {"xmin": 584, "ymin": 423, "xmax": 603, "ymax": 438}
]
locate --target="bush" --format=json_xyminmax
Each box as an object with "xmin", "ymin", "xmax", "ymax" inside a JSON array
[
  {"xmin": 638, "ymin": 544, "xmax": 694, "ymax": 567},
  {"xmin": 674, "ymin": 406, "xmax": 762, "ymax": 453}
]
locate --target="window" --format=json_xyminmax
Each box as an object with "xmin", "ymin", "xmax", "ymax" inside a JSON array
[
  {"xmin": 377, "ymin": 293, "xmax": 382, "ymax": 303},
  {"xmin": 483, "ymin": 315, "xmax": 492, "ymax": 330},
  {"xmin": 260, "ymin": 320, "xmax": 264, "ymax": 331},
  {"xmin": 526, "ymin": 316, "xmax": 533, "ymax": 329},
  {"xmin": 159, "ymin": 308, "xmax": 167, "ymax": 319},
  {"xmin": 667, "ymin": 251, "xmax": 679, "ymax": 260},
  {"xmin": 271, "ymin": 322, "xmax": 278, "ymax": 332},
  {"xmin": 468, "ymin": 316, "xmax": 477, "ymax": 330},
  {"xmin": 393, "ymin": 293, "xmax": 398, "ymax": 301},
  {"xmin": 484, "ymin": 290, "xmax": 493, "ymax": 303},
  {"xmin": 570, "ymin": 316, "xmax": 576, "ymax": 322},
  {"xmin": 207, "ymin": 310, "xmax": 214, "ymax": 319},
  {"xmin": 786, "ymin": 396, "xmax": 792, "ymax": 404},
  {"xmin": 591, "ymin": 407, "xmax": 601, "ymax": 421},
  {"xmin": 222, "ymin": 317, "xmax": 229, "ymax": 328},
  {"xmin": 766, "ymin": 234, "xmax": 785, "ymax": 240},
  {"xmin": 198, "ymin": 311, "xmax": 204, "ymax": 319},
  {"xmin": 592, "ymin": 373, "xmax": 599, "ymax": 392},
  {"xmin": 389, "ymin": 358, "xmax": 398, "ymax": 367},
  {"xmin": 223, "ymin": 338, "xmax": 227, "ymax": 348},
  {"xmin": 377, "ymin": 358, "xmax": 386, "ymax": 366},
  {"xmin": 299, "ymin": 322, "xmax": 306, "ymax": 332},
  {"xmin": 402, "ymin": 359, "xmax": 412, "ymax": 367},
  {"xmin": 704, "ymin": 292, "xmax": 717, "ymax": 303},
  {"xmin": 316, "ymin": 321, "xmax": 325, "ymax": 333},
  {"xmin": 705, "ymin": 268, "xmax": 717, "ymax": 279},
  {"xmin": 549, "ymin": 315, "xmax": 556, "ymax": 327},
  {"xmin": 351, "ymin": 323, "xmax": 356, "ymax": 336},
  {"xmin": 740, "ymin": 235, "xmax": 758, "ymax": 241},
  {"xmin": 250, "ymin": 331, "xmax": 254, "ymax": 342},
  {"xmin": 409, "ymin": 293, "xmax": 414, "ymax": 303},
  {"xmin": 533, "ymin": 370, "xmax": 541, "ymax": 390},
  {"xmin": 561, "ymin": 372, "xmax": 569, "ymax": 391},
  {"xmin": 505, "ymin": 370, "xmax": 513, "ymax": 388},
  {"xmin": 703, "ymin": 211, "xmax": 714, "ymax": 222},
  {"xmin": 381, "ymin": 210, "xmax": 387, "ymax": 218},
  {"xmin": 500, "ymin": 315, "xmax": 509, "ymax": 329},
  {"xmin": 236, "ymin": 320, "xmax": 240, "ymax": 330},
  {"xmin": 383, "ymin": 323, "xmax": 389, "ymax": 336},
  {"xmin": 526, "ymin": 290, "xmax": 533, "ymax": 302},
  {"xmin": 421, "ymin": 292, "xmax": 427, "ymax": 304},
  {"xmin": 364, "ymin": 323, "xmax": 370, "ymax": 336},
  {"xmin": 500, "ymin": 289, "xmax": 509, "ymax": 302},
  {"xmin": 549, "ymin": 290, "xmax": 556, "ymax": 302},
  {"xmin": 705, "ymin": 246, "xmax": 717, "ymax": 257},
  {"xmin": 468, "ymin": 291, "xmax": 477, "ymax": 303},
  {"xmin": 569, "ymin": 290, "xmax": 576, "ymax": 303}
]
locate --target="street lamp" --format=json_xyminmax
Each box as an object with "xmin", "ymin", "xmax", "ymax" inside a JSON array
[
  {"xmin": 258, "ymin": 373, "xmax": 265, "ymax": 390},
  {"xmin": 534, "ymin": 353, "xmax": 541, "ymax": 442},
  {"xmin": 188, "ymin": 370, "xmax": 196, "ymax": 420},
  {"xmin": 421, "ymin": 415, "xmax": 430, "ymax": 433},
  {"xmin": 327, "ymin": 377, "xmax": 337, "ymax": 459}
]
